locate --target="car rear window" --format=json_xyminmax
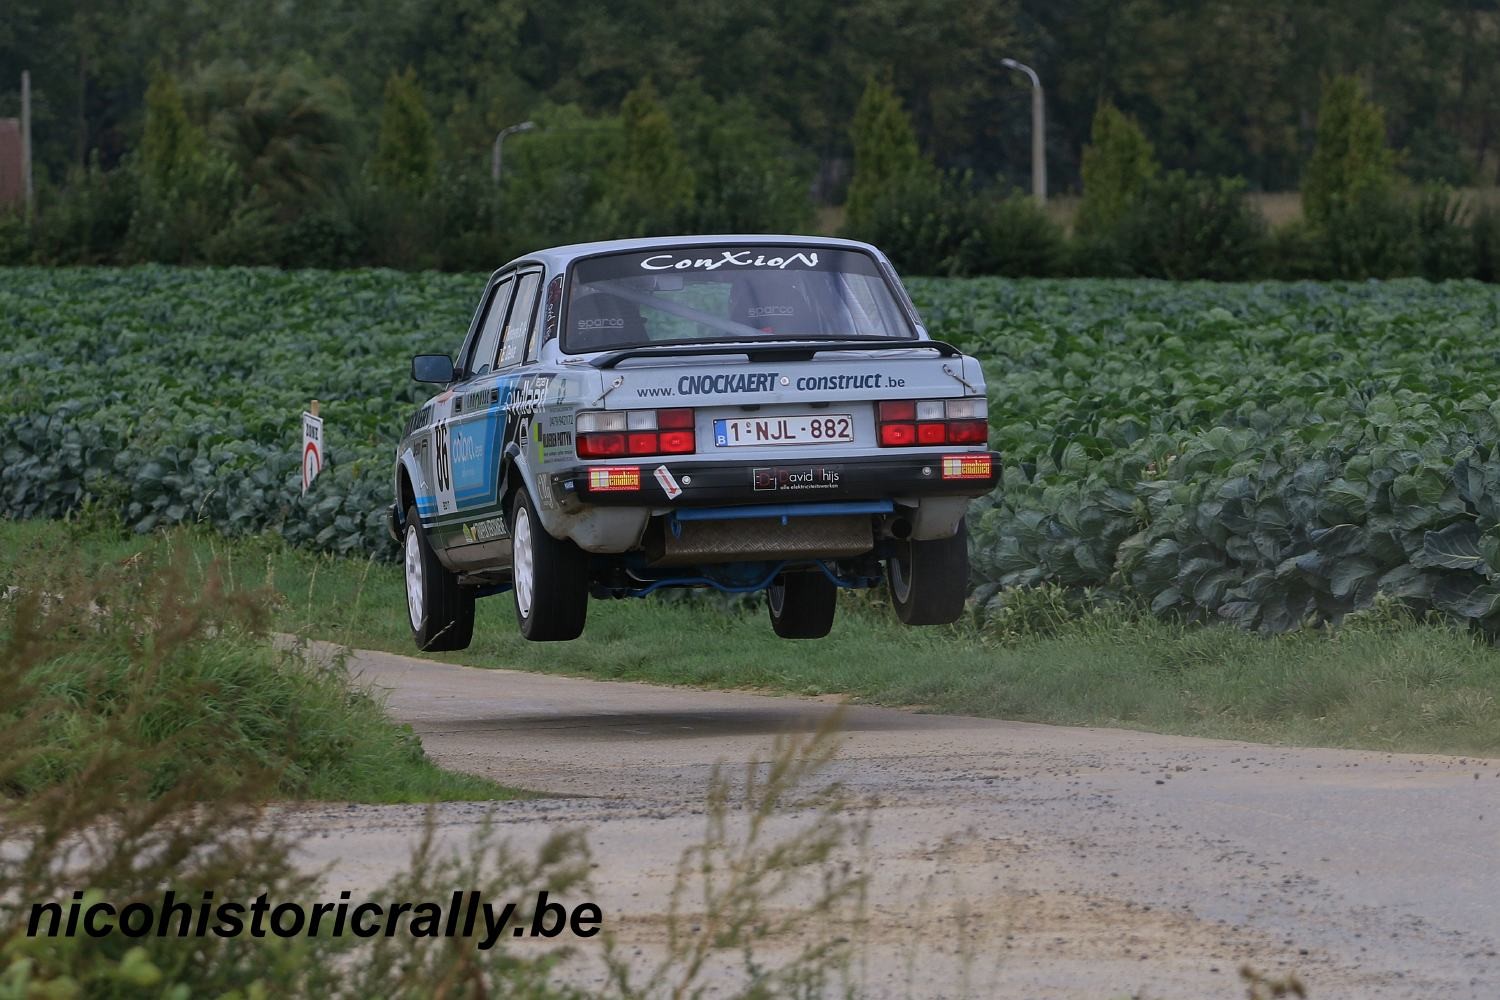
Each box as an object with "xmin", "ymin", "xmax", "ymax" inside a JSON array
[{"xmin": 562, "ymin": 246, "xmax": 916, "ymax": 353}]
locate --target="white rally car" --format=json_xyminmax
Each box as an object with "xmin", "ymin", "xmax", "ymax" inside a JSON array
[{"xmin": 389, "ymin": 236, "xmax": 998, "ymax": 647}]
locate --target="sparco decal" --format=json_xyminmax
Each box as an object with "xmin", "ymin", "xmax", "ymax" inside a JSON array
[
  {"xmin": 640, "ymin": 250, "xmax": 819, "ymax": 271},
  {"xmin": 678, "ymin": 372, "xmax": 780, "ymax": 394}
]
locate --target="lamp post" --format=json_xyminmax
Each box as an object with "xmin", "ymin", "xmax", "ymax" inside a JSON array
[
  {"xmin": 1000, "ymin": 58, "xmax": 1046, "ymax": 204},
  {"xmin": 491, "ymin": 121, "xmax": 536, "ymax": 183},
  {"xmin": 21, "ymin": 69, "xmax": 32, "ymax": 222}
]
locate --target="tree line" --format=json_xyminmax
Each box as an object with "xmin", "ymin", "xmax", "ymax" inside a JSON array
[{"xmin": 1, "ymin": 0, "xmax": 1498, "ymax": 277}]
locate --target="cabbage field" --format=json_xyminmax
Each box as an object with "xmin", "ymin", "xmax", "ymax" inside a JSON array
[{"xmin": 5, "ymin": 266, "xmax": 1500, "ymax": 634}]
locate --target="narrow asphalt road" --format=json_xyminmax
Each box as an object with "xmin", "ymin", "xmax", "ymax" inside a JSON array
[{"xmin": 284, "ymin": 643, "xmax": 1500, "ymax": 999}]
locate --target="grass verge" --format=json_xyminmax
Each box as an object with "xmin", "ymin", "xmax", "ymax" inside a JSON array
[
  {"xmin": 6, "ymin": 518, "xmax": 1500, "ymax": 756},
  {"xmin": 1, "ymin": 522, "xmax": 519, "ymax": 803}
]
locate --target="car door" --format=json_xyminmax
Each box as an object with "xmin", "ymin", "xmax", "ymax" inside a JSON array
[
  {"xmin": 429, "ymin": 273, "xmax": 515, "ymax": 551},
  {"xmin": 442, "ymin": 268, "xmax": 545, "ymax": 560},
  {"xmin": 495, "ymin": 269, "xmax": 546, "ymax": 459}
]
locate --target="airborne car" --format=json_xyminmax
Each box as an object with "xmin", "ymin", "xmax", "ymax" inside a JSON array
[{"xmin": 390, "ymin": 236, "xmax": 999, "ymax": 648}]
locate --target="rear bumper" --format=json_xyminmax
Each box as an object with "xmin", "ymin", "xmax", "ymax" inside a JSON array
[{"xmin": 556, "ymin": 451, "xmax": 1000, "ymax": 507}]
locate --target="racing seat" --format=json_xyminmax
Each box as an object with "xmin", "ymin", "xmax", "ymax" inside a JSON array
[
  {"xmin": 568, "ymin": 290, "xmax": 647, "ymax": 352},
  {"xmin": 728, "ymin": 277, "xmax": 814, "ymax": 336}
]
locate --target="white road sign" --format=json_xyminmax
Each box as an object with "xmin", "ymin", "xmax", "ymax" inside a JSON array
[{"xmin": 302, "ymin": 409, "xmax": 324, "ymax": 493}]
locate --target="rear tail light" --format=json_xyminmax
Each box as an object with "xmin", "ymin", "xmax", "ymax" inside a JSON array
[
  {"xmin": 946, "ymin": 420, "xmax": 988, "ymax": 444},
  {"xmin": 876, "ymin": 398, "xmax": 989, "ymax": 448},
  {"xmin": 576, "ymin": 432, "xmax": 627, "ymax": 458},
  {"xmin": 877, "ymin": 400, "xmax": 916, "ymax": 422},
  {"xmin": 878, "ymin": 422, "xmax": 916, "ymax": 446},
  {"xmin": 576, "ymin": 411, "xmax": 627, "ymax": 433},
  {"xmin": 916, "ymin": 422, "xmax": 947, "ymax": 444},
  {"xmin": 659, "ymin": 431, "xmax": 695, "ymax": 453},
  {"xmin": 577, "ymin": 409, "xmax": 696, "ymax": 458}
]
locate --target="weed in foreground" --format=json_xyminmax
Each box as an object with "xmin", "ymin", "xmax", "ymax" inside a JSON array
[
  {"xmin": 604, "ymin": 712, "xmax": 871, "ymax": 1000},
  {"xmin": 0, "ymin": 553, "xmax": 874, "ymax": 996}
]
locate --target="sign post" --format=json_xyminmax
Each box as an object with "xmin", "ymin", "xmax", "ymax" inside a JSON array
[{"xmin": 301, "ymin": 400, "xmax": 323, "ymax": 494}]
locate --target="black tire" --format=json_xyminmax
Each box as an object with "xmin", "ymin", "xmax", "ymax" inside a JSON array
[
  {"xmin": 403, "ymin": 505, "xmax": 475, "ymax": 651},
  {"xmin": 886, "ymin": 517, "xmax": 969, "ymax": 626},
  {"xmin": 767, "ymin": 570, "xmax": 838, "ymax": 639},
  {"xmin": 510, "ymin": 488, "xmax": 589, "ymax": 641}
]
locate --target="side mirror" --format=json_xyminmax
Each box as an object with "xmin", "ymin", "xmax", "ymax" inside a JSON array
[{"xmin": 411, "ymin": 354, "xmax": 455, "ymax": 383}]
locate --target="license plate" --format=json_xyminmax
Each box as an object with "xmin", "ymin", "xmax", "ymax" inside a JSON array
[{"xmin": 713, "ymin": 414, "xmax": 854, "ymax": 447}]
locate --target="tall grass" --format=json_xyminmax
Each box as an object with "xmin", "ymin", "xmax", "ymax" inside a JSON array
[{"xmin": 0, "ymin": 534, "xmax": 510, "ymax": 803}]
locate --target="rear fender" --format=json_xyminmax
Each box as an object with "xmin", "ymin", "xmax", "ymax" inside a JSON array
[
  {"xmin": 905, "ymin": 496, "xmax": 971, "ymax": 541},
  {"xmin": 498, "ymin": 442, "xmax": 537, "ymax": 521},
  {"xmin": 502, "ymin": 444, "xmax": 648, "ymax": 552}
]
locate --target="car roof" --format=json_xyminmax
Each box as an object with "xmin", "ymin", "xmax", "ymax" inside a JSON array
[{"xmin": 498, "ymin": 234, "xmax": 890, "ymax": 275}]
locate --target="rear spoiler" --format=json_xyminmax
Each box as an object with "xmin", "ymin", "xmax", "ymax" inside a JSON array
[{"xmin": 587, "ymin": 339, "xmax": 962, "ymax": 369}]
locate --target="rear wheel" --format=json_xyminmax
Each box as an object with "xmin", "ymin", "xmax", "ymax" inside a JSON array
[
  {"xmin": 404, "ymin": 505, "xmax": 475, "ymax": 651},
  {"xmin": 886, "ymin": 518, "xmax": 969, "ymax": 626},
  {"xmin": 767, "ymin": 570, "xmax": 837, "ymax": 639},
  {"xmin": 511, "ymin": 489, "xmax": 589, "ymax": 641}
]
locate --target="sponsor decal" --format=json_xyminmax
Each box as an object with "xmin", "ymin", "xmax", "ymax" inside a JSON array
[
  {"xmin": 543, "ymin": 275, "xmax": 563, "ymax": 340},
  {"xmin": 793, "ymin": 373, "xmax": 883, "ymax": 391},
  {"xmin": 461, "ymin": 515, "xmax": 509, "ymax": 543},
  {"xmin": 504, "ymin": 375, "xmax": 551, "ymax": 416},
  {"xmin": 457, "ymin": 387, "xmax": 498, "ymax": 414},
  {"xmin": 678, "ymin": 372, "xmax": 780, "ymax": 395},
  {"xmin": 752, "ymin": 466, "xmax": 841, "ymax": 492},
  {"xmin": 404, "ymin": 404, "xmax": 434, "ymax": 436},
  {"xmin": 534, "ymin": 423, "xmax": 571, "ymax": 465},
  {"xmin": 653, "ymin": 465, "xmax": 683, "ymax": 499},
  {"xmin": 587, "ymin": 466, "xmax": 641, "ymax": 492},
  {"xmin": 578, "ymin": 317, "xmax": 624, "ymax": 330},
  {"xmin": 640, "ymin": 250, "xmax": 820, "ymax": 272},
  {"xmin": 448, "ymin": 425, "xmax": 488, "ymax": 492},
  {"xmin": 747, "ymin": 305, "xmax": 794, "ymax": 318},
  {"xmin": 655, "ymin": 371, "xmax": 893, "ymax": 396},
  {"xmin": 941, "ymin": 454, "xmax": 992, "ymax": 480}
]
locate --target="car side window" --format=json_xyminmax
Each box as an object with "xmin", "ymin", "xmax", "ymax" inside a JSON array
[
  {"xmin": 497, "ymin": 271, "xmax": 542, "ymax": 369},
  {"xmin": 466, "ymin": 276, "xmax": 515, "ymax": 378},
  {"xmin": 528, "ymin": 275, "xmax": 564, "ymax": 362}
]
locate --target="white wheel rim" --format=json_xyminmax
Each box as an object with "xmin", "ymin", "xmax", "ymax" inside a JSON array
[
  {"xmin": 888, "ymin": 544, "xmax": 913, "ymax": 603},
  {"xmin": 404, "ymin": 524, "xmax": 424, "ymax": 631},
  {"xmin": 768, "ymin": 578, "xmax": 786, "ymax": 615},
  {"xmin": 513, "ymin": 504, "xmax": 535, "ymax": 619}
]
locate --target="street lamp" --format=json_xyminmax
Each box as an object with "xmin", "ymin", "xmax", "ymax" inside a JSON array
[
  {"xmin": 491, "ymin": 121, "xmax": 537, "ymax": 183},
  {"xmin": 1000, "ymin": 58, "xmax": 1046, "ymax": 204}
]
